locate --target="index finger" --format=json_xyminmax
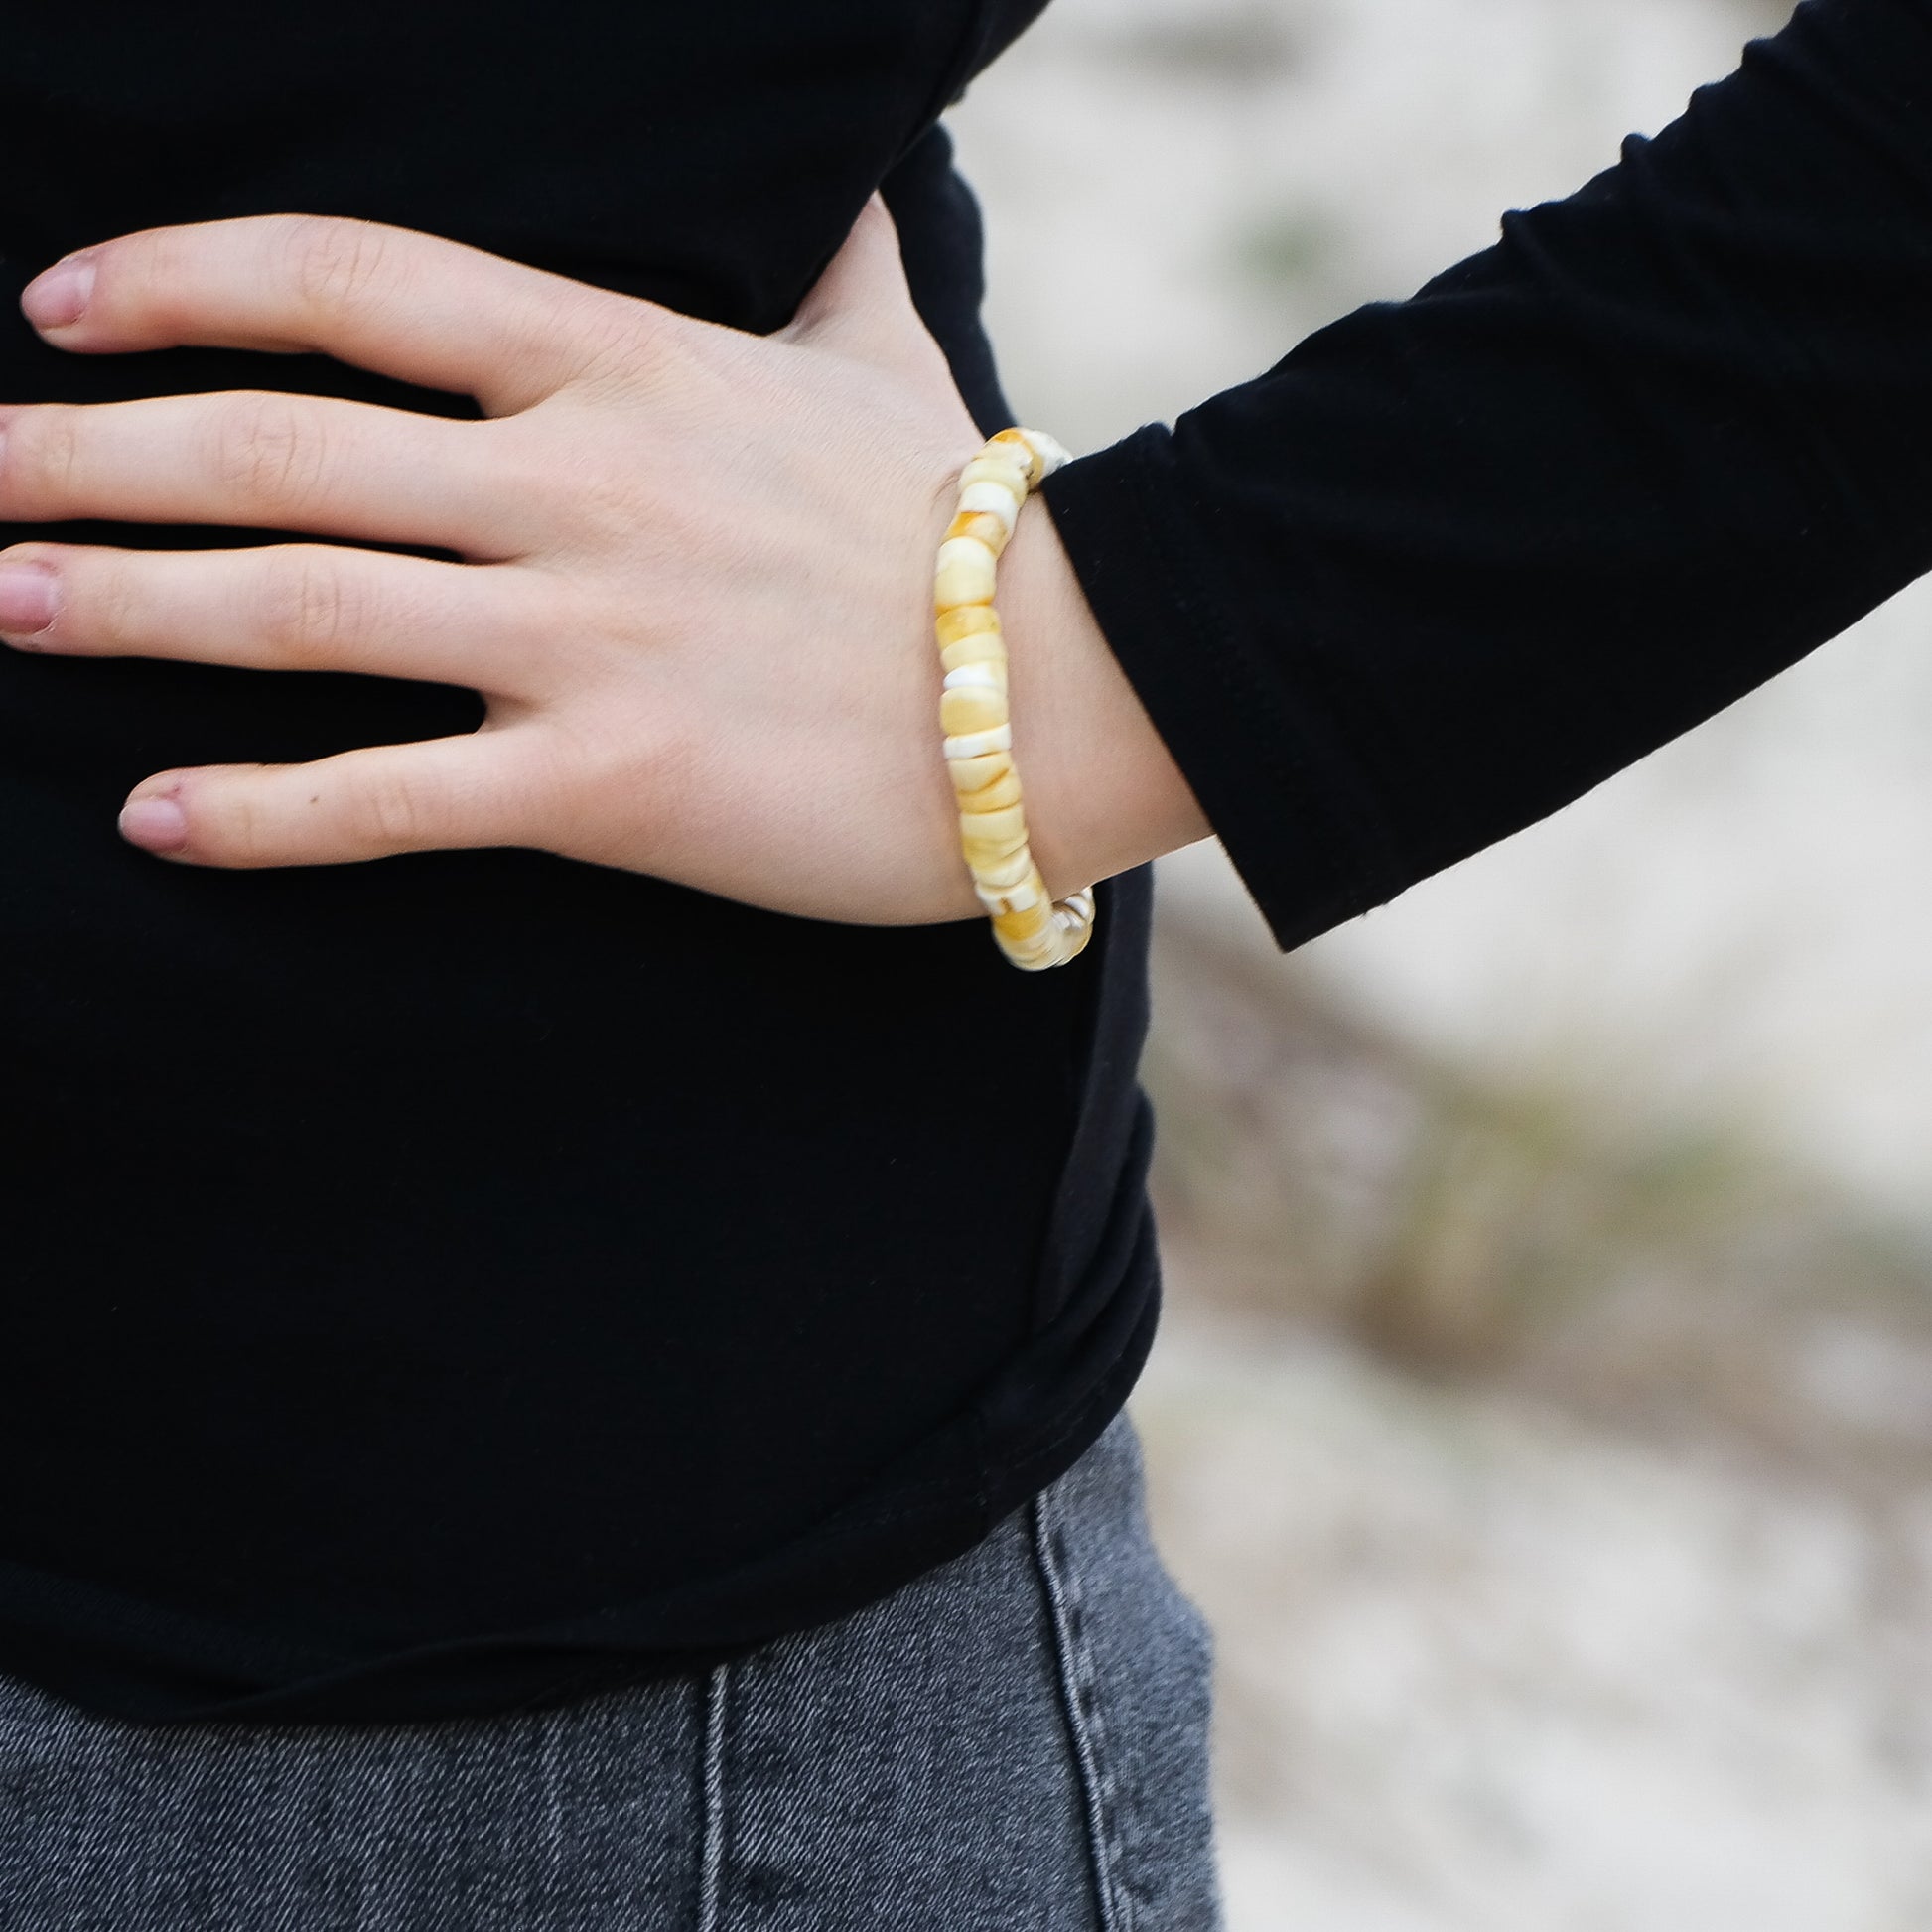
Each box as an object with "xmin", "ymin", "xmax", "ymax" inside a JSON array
[{"xmin": 19, "ymin": 214, "xmax": 651, "ymax": 416}]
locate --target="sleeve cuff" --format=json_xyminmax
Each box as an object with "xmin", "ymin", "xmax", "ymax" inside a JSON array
[{"xmin": 1040, "ymin": 422, "xmax": 1406, "ymax": 952}]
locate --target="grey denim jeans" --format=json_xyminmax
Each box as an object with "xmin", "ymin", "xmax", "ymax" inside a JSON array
[{"xmin": 0, "ymin": 1415, "xmax": 1222, "ymax": 1930}]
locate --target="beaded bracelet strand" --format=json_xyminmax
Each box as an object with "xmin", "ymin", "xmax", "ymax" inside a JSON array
[{"xmin": 935, "ymin": 427, "xmax": 1096, "ymax": 972}]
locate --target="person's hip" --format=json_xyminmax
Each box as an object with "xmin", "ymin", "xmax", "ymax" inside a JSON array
[{"xmin": 0, "ymin": 1412, "xmax": 1222, "ymax": 1930}]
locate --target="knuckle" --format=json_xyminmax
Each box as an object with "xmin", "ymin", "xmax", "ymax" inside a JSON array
[
  {"xmin": 282, "ymin": 215, "xmax": 393, "ymax": 319},
  {"xmin": 357, "ymin": 773, "xmax": 433, "ymax": 851},
  {"xmin": 212, "ymin": 800, "xmax": 263, "ymax": 867},
  {"xmin": 83, "ymin": 555, "xmax": 147, "ymax": 653},
  {"xmin": 111, "ymin": 227, "xmax": 204, "ymax": 336},
  {"xmin": 554, "ymin": 293, "xmax": 691, "ymax": 409},
  {"xmin": 257, "ymin": 548, "xmax": 358, "ymax": 662},
  {"xmin": 216, "ymin": 392, "xmax": 326, "ymax": 510},
  {"xmin": 584, "ymin": 701, "xmax": 685, "ymax": 817},
  {"xmin": 7, "ymin": 405, "xmax": 86, "ymax": 502},
  {"xmin": 571, "ymin": 295, "xmax": 661, "ymax": 379},
  {"xmin": 506, "ymin": 746, "xmax": 582, "ymax": 855},
  {"xmin": 566, "ymin": 469, "xmax": 655, "ymax": 551},
  {"xmin": 482, "ymin": 417, "xmax": 627, "ymax": 550}
]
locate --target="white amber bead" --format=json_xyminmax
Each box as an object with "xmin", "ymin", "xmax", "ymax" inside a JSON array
[
  {"xmin": 940, "ymin": 685, "xmax": 1008, "ymax": 736},
  {"xmin": 1014, "ymin": 428, "xmax": 1072, "ymax": 479},
  {"xmin": 944, "ymin": 724, "xmax": 1013, "ymax": 759},
  {"xmin": 942, "ymin": 662, "xmax": 1007, "ymax": 693},
  {"xmin": 959, "ymin": 454, "xmax": 1031, "ymax": 497},
  {"xmin": 975, "ymin": 877, "xmax": 1040, "ymax": 915},
  {"xmin": 958, "ymin": 480, "xmax": 1022, "ymax": 533},
  {"xmin": 934, "ymin": 537, "xmax": 998, "ymax": 611},
  {"xmin": 1024, "ymin": 940, "xmax": 1071, "ymax": 970}
]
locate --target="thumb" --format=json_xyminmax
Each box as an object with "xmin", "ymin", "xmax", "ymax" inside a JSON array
[{"xmin": 784, "ymin": 195, "xmax": 934, "ymax": 369}]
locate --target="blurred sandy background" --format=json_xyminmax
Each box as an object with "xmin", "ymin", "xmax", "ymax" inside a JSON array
[{"xmin": 948, "ymin": 2, "xmax": 1932, "ymax": 1924}]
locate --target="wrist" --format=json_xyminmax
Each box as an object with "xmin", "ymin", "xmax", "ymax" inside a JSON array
[{"xmin": 992, "ymin": 483, "xmax": 1212, "ymax": 900}]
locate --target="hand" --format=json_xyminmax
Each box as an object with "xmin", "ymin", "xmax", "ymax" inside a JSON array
[{"xmin": 0, "ymin": 207, "xmax": 1208, "ymax": 923}]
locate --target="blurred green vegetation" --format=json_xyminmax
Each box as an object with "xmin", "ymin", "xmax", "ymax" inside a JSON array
[
  {"xmin": 1103, "ymin": 5, "xmax": 1307, "ymax": 83},
  {"xmin": 1145, "ymin": 916, "xmax": 1932, "ymax": 1491},
  {"xmin": 1228, "ymin": 207, "xmax": 1345, "ymax": 293}
]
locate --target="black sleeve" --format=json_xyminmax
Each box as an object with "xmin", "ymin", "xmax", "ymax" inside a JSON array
[{"xmin": 1039, "ymin": 0, "xmax": 1932, "ymax": 951}]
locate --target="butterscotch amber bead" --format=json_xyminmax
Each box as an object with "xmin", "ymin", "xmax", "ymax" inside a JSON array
[
  {"xmin": 957, "ymin": 798, "xmax": 1028, "ymax": 844},
  {"xmin": 935, "ymin": 605, "xmax": 1001, "ymax": 649},
  {"xmin": 994, "ymin": 898, "xmax": 1052, "ymax": 943},
  {"xmin": 987, "ymin": 427, "xmax": 1041, "ymax": 483},
  {"xmin": 964, "ymin": 833, "xmax": 1030, "ymax": 874},
  {"xmin": 941, "ymin": 633, "xmax": 1009, "ymax": 675},
  {"xmin": 960, "ymin": 767, "xmax": 1022, "ymax": 812},
  {"xmin": 946, "ymin": 509, "xmax": 1011, "ymax": 557},
  {"xmin": 947, "ymin": 750, "xmax": 1013, "ymax": 793},
  {"xmin": 940, "ymin": 685, "xmax": 1008, "ymax": 737}
]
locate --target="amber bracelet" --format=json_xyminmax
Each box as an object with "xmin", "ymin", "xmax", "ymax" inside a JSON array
[{"xmin": 934, "ymin": 428, "xmax": 1096, "ymax": 971}]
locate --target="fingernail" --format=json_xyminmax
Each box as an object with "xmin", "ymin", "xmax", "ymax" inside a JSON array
[
  {"xmin": 0, "ymin": 562, "xmax": 56, "ymax": 635},
  {"xmin": 22, "ymin": 253, "xmax": 96, "ymax": 330},
  {"xmin": 120, "ymin": 794, "xmax": 188, "ymax": 852}
]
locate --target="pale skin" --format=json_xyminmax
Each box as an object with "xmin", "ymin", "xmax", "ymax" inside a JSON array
[{"xmin": 0, "ymin": 202, "xmax": 1211, "ymax": 925}]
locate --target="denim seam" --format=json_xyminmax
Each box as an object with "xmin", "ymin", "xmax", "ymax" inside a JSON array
[
  {"xmin": 698, "ymin": 1662, "xmax": 730, "ymax": 1932},
  {"xmin": 1031, "ymin": 1489, "xmax": 1130, "ymax": 1932}
]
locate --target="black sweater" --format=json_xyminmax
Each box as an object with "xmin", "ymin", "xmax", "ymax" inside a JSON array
[
  {"xmin": 1, "ymin": 0, "xmax": 1923, "ymax": 1722},
  {"xmin": 1047, "ymin": 0, "xmax": 1932, "ymax": 952}
]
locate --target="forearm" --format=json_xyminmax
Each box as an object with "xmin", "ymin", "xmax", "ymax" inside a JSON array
[{"xmin": 1041, "ymin": 0, "xmax": 1932, "ymax": 949}]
